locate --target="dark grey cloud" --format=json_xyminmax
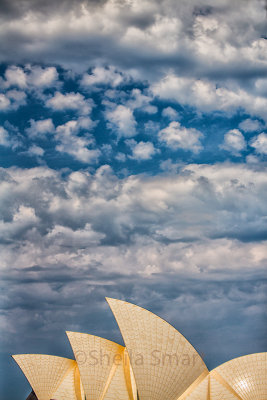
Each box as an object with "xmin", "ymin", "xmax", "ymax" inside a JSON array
[
  {"xmin": 0, "ymin": 0, "xmax": 108, "ymax": 18},
  {"xmin": 1, "ymin": 164, "xmax": 267, "ymax": 250},
  {"xmin": 1, "ymin": 256, "xmax": 266, "ymax": 352},
  {"xmin": 0, "ymin": 0, "xmax": 266, "ymax": 83}
]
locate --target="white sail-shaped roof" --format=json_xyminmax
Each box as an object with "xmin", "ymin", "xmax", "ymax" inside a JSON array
[
  {"xmin": 213, "ymin": 353, "xmax": 267, "ymax": 400},
  {"xmin": 106, "ymin": 298, "xmax": 208, "ymax": 400},
  {"xmin": 12, "ymin": 354, "xmax": 80, "ymax": 400},
  {"xmin": 66, "ymin": 331, "xmax": 134, "ymax": 400}
]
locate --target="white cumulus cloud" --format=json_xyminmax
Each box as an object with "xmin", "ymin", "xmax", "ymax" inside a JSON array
[
  {"xmin": 250, "ymin": 133, "xmax": 267, "ymax": 155},
  {"xmin": 25, "ymin": 118, "xmax": 55, "ymax": 138},
  {"xmin": 221, "ymin": 129, "xmax": 247, "ymax": 155},
  {"xmin": 81, "ymin": 66, "xmax": 126, "ymax": 88},
  {"xmin": 27, "ymin": 145, "xmax": 45, "ymax": 157},
  {"xmin": 0, "ymin": 90, "xmax": 26, "ymax": 111},
  {"xmin": 126, "ymin": 139, "xmax": 159, "ymax": 160},
  {"xmin": 3, "ymin": 65, "xmax": 59, "ymax": 90},
  {"xmin": 106, "ymin": 104, "xmax": 137, "ymax": 138},
  {"xmin": 0, "ymin": 127, "xmax": 10, "ymax": 147},
  {"xmin": 26, "ymin": 65, "xmax": 59, "ymax": 88},
  {"xmin": 126, "ymin": 89, "xmax": 157, "ymax": 114},
  {"xmin": 4, "ymin": 66, "xmax": 27, "ymax": 88},
  {"xmin": 158, "ymin": 121, "xmax": 203, "ymax": 153},
  {"xmin": 162, "ymin": 106, "xmax": 180, "ymax": 120},
  {"xmin": 238, "ymin": 118, "xmax": 263, "ymax": 132},
  {"xmin": 55, "ymin": 117, "xmax": 100, "ymax": 163},
  {"xmin": 153, "ymin": 74, "xmax": 267, "ymax": 122},
  {"xmin": 46, "ymin": 91, "xmax": 93, "ymax": 115}
]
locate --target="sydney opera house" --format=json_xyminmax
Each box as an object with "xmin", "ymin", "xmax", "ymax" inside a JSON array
[{"xmin": 13, "ymin": 298, "xmax": 267, "ymax": 400}]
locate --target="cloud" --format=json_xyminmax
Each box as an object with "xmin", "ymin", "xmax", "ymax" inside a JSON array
[
  {"xmin": 0, "ymin": 66, "xmax": 60, "ymax": 113},
  {"xmin": 158, "ymin": 121, "xmax": 203, "ymax": 153},
  {"xmin": 3, "ymin": 65, "xmax": 59, "ymax": 90},
  {"xmin": 126, "ymin": 89, "xmax": 157, "ymax": 114},
  {"xmin": 25, "ymin": 118, "xmax": 55, "ymax": 138},
  {"xmin": 238, "ymin": 118, "xmax": 263, "ymax": 132},
  {"xmin": 6, "ymin": 89, "xmax": 26, "ymax": 107},
  {"xmin": 162, "ymin": 106, "xmax": 180, "ymax": 120},
  {"xmin": 0, "ymin": 93, "xmax": 10, "ymax": 110},
  {"xmin": 0, "ymin": 125, "xmax": 21, "ymax": 149},
  {"xmin": 47, "ymin": 223, "xmax": 105, "ymax": 247},
  {"xmin": 46, "ymin": 92, "xmax": 93, "ymax": 115},
  {"xmin": 0, "ymin": 90, "xmax": 26, "ymax": 111},
  {"xmin": 144, "ymin": 120, "xmax": 160, "ymax": 136},
  {"xmin": 221, "ymin": 129, "xmax": 247, "ymax": 155},
  {"xmin": 103, "ymin": 87, "xmax": 157, "ymax": 114},
  {"xmin": 126, "ymin": 139, "xmax": 159, "ymax": 160},
  {"xmin": 0, "ymin": 126, "xmax": 10, "ymax": 146},
  {"xmin": 25, "ymin": 65, "xmax": 59, "ymax": 88},
  {"xmin": 152, "ymin": 74, "xmax": 267, "ymax": 122},
  {"xmin": 1, "ymin": 162, "xmax": 266, "ymax": 252},
  {"xmin": 106, "ymin": 104, "xmax": 137, "ymax": 138},
  {"xmin": 4, "ymin": 66, "xmax": 27, "ymax": 88},
  {"xmin": 55, "ymin": 117, "xmax": 100, "ymax": 163},
  {"xmin": 246, "ymin": 154, "xmax": 259, "ymax": 164},
  {"xmin": 27, "ymin": 145, "xmax": 45, "ymax": 157},
  {"xmin": 0, "ymin": 0, "xmax": 265, "ymax": 85},
  {"xmin": 115, "ymin": 152, "xmax": 126, "ymax": 162},
  {"xmin": 250, "ymin": 133, "xmax": 267, "ymax": 155},
  {"xmin": 0, "ymin": 205, "xmax": 39, "ymax": 241},
  {"xmin": 81, "ymin": 66, "xmax": 126, "ymax": 88}
]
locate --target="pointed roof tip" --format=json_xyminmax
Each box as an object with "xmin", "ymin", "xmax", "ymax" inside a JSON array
[
  {"xmin": 105, "ymin": 296, "xmax": 115, "ymax": 302},
  {"xmin": 66, "ymin": 330, "xmax": 125, "ymax": 348},
  {"xmin": 12, "ymin": 354, "xmax": 25, "ymax": 360},
  {"xmin": 106, "ymin": 297, "xmax": 133, "ymax": 305},
  {"xmin": 66, "ymin": 330, "xmax": 105, "ymax": 338},
  {"xmin": 106, "ymin": 297, "xmax": 134, "ymax": 310},
  {"xmin": 105, "ymin": 297, "xmax": 121, "ymax": 306}
]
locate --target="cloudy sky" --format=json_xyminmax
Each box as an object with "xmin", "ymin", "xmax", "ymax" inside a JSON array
[{"xmin": 0, "ymin": 0, "xmax": 267, "ymax": 398}]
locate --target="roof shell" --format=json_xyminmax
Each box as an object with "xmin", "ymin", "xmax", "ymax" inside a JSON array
[
  {"xmin": 106, "ymin": 297, "xmax": 208, "ymax": 400},
  {"xmin": 12, "ymin": 354, "xmax": 81, "ymax": 400},
  {"xmin": 66, "ymin": 331, "xmax": 135, "ymax": 400}
]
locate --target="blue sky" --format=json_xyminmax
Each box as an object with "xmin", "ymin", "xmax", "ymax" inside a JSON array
[{"xmin": 0, "ymin": 1, "xmax": 266, "ymax": 399}]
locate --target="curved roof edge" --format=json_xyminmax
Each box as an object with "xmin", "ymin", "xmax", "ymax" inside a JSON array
[
  {"xmin": 212, "ymin": 352, "xmax": 267, "ymax": 371},
  {"xmin": 12, "ymin": 353, "xmax": 75, "ymax": 361},
  {"xmin": 66, "ymin": 330, "xmax": 125, "ymax": 350}
]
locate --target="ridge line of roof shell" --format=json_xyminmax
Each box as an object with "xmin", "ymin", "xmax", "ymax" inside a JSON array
[
  {"xmin": 12, "ymin": 354, "xmax": 76, "ymax": 361},
  {"xmin": 211, "ymin": 351, "xmax": 267, "ymax": 371},
  {"xmin": 66, "ymin": 330, "xmax": 125, "ymax": 350}
]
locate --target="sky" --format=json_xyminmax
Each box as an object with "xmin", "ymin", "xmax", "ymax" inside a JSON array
[{"xmin": 0, "ymin": 0, "xmax": 266, "ymax": 399}]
